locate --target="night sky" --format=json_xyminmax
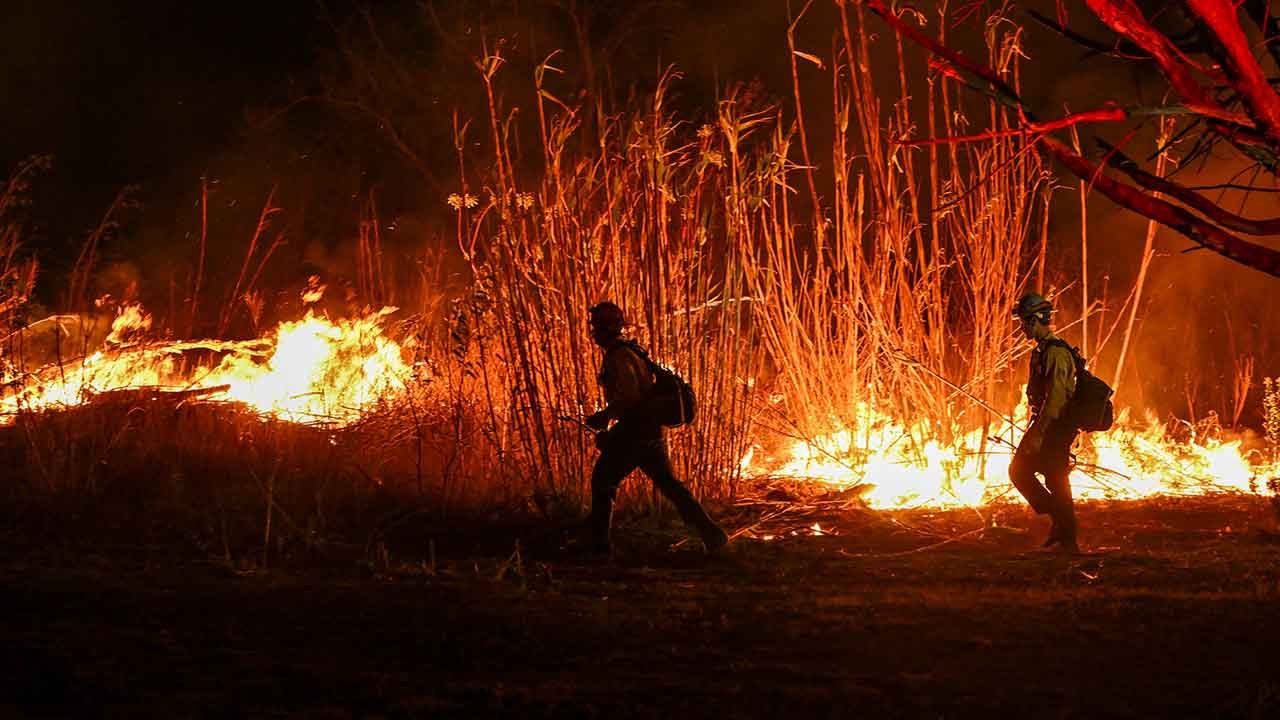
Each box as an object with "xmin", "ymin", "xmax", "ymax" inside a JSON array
[
  {"xmin": 1, "ymin": 0, "xmax": 1089, "ymax": 252},
  {"xmin": 4, "ymin": 1, "xmax": 320, "ymax": 191}
]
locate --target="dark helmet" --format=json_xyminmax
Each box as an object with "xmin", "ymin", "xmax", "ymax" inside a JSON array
[
  {"xmin": 1012, "ymin": 292, "xmax": 1053, "ymax": 322},
  {"xmin": 588, "ymin": 301, "xmax": 626, "ymax": 335}
]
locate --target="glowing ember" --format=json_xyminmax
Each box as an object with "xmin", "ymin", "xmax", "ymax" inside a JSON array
[{"xmin": 1, "ymin": 305, "xmax": 409, "ymax": 425}]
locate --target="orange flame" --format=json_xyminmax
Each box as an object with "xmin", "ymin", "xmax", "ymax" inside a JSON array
[
  {"xmin": 3, "ymin": 305, "xmax": 1276, "ymax": 508},
  {"xmin": 743, "ymin": 399, "xmax": 1278, "ymax": 509},
  {"xmin": 2, "ymin": 305, "xmax": 409, "ymax": 425}
]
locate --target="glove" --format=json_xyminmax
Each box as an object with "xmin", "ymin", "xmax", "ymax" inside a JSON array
[{"xmin": 585, "ymin": 410, "xmax": 610, "ymax": 431}]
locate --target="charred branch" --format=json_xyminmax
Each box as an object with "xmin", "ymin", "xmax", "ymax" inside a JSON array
[{"xmin": 1027, "ymin": 8, "xmax": 1150, "ymax": 60}]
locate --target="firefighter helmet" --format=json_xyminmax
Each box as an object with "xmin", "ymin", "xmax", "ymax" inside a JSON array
[
  {"xmin": 588, "ymin": 301, "xmax": 626, "ymax": 334},
  {"xmin": 1012, "ymin": 292, "xmax": 1053, "ymax": 321}
]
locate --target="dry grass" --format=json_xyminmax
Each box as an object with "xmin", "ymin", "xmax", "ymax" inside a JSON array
[
  {"xmin": 0, "ymin": 157, "xmax": 46, "ymax": 335},
  {"xmin": 0, "ymin": 387, "xmax": 531, "ymax": 566},
  {"xmin": 3, "ymin": 6, "xmax": 1052, "ymax": 549},
  {"xmin": 6, "ymin": 5, "xmax": 1257, "ymax": 554},
  {"xmin": 424, "ymin": 4, "xmax": 1055, "ymax": 512}
]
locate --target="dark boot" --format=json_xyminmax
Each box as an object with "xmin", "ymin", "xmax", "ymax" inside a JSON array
[
  {"xmin": 701, "ymin": 524, "xmax": 730, "ymax": 554},
  {"xmin": 587, "ymin": 481, "xmax": 616, "ymax": 555},
  {"xmin": 1050, "ymin": 494, "xmax": 1079, "ymax": 554}
]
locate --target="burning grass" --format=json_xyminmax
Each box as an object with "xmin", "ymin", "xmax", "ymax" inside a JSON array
[
  {"xmin": 741, "ymin": 403, "xmax": 1278, "ymax": 511},
  {"xmin": 1, "ymin": 305, "xmax": 408, "ymax": 425},
  {"xmin": 2, "ymin": 4, "xmax": 1279, "ymax": 560}
]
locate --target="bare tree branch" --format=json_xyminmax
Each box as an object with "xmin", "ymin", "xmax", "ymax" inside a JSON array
[
  {"xmin": 1041, "ymin": 134, "xmax": 1280, "ymax": 276},
  {"xmin": 867, "ymin": 0, "xmax": 1280, "ymax": 277},
  {"xmin": 1184, "ymin": 0, "xmax": 1280, "ymax": 145},
  {"xmin": 1098, "ymin": 138, "xmax": 1280, "ymax": 235}
]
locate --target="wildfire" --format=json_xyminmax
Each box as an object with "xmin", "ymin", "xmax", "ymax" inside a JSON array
[
  {"xmin": 3, "ymin": 303, "xmax": 1276, "ymax": 509},
  {"xmin": 742, "ymin": 401, "xmax": 1279, "ymax": 510},
  {"xmin": 1, "ymin": 305, "xmax": 409, "ymax": 425}
]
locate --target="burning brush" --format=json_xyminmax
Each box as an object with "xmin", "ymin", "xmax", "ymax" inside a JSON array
[{"xmin": 1, "ymin": 303, "xmax": 410, "ymax": 426}]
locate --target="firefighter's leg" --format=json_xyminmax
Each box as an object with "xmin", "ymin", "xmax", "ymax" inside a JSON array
[
  {"xmin": 637, "ymin": 436, "xmax": 728, "ymax": 552},
  {"xmin": 1042, "ymin": 427, "xmax": 1080, "ymax": 551},
  {"xmin": 588, "ymin": 437, "xmax": 640, "ymax": 552},
  {"xmin": 1009, "ymin": 443, "xmax": 1053, "ymax": 514}
]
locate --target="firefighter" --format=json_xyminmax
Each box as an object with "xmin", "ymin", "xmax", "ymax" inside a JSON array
[
  {"xmin": 1010, "ymin": 293, "xmax": 1081, "ymax": 553},
  {"xmin": 583, "ymin": 301, "xmax": 729, "ymax": 555}
]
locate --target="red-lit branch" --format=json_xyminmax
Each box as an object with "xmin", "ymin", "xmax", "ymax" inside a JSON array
[
  {"xmin": 1185, "ymin": 0, "xmax": 1280, "ymax": 145},
  {"xmin": 866, "ymin": 0, "xmax": 1280, "ymax": 276},
  {"xmin": 1084, "ymin": 0, "xmax": 1212, "ymax": 104},
  {"xmin": 871, "ymin": 0, "xmax": 1255, "ymax": 130},
  {"xmin": 894, "ymin": 105, "xmax": 1254, "ymax": 147},
  {"xmin": 1040, "ymin": 134, "xmax": 1280, "ymax": 276},
  {"xmin": 895, "ymin": 107, "xmax": 1127, "ymax": 147},
  {"xmin": 1098, "ymin": 139, "xmax": 1280, "ymax": 236},
  {"xmin": 1082, "ymin": 0, "xmax": 1275, "ymax": 160}
]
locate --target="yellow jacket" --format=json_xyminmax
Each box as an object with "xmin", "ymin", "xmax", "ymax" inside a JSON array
[{"xmin": 1031, "ymin": 333, "xmax": 1077, "ymax": 423}]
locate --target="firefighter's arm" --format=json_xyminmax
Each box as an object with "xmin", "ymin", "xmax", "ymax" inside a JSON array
[
  {"xmin": 1023, "ymin": 346, "xmax": 1076, "ymax": 452},
  {"xmin": 1040, "ymin": 346, "xmax": 1077, "ymax": 423}
]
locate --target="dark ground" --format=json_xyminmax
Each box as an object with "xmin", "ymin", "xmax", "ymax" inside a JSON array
[{"xmin": 3, "ymin": 495, "xmax": 1279, "ymax": 719}]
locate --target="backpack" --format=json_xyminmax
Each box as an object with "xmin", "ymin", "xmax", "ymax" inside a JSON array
[
  {"xmin": 1044, "ymin": 339, "xmax": 1114, "ymax": 432},
  {"xmin": 613, "ymin": 341, "xmax": 697, "ymax": 427}
]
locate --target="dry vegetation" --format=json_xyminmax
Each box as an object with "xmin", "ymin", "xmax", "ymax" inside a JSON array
[
  {"xmin": 1, "ymin": 3, "xmax": 1276, "ymax": 569},
  {"xmin": 3, "ymin": 5, "xmax": 1280, "ymax": 716},
  {"xmin": 0, "ymin": 156, "xmax": 44, "ymax": 332}
]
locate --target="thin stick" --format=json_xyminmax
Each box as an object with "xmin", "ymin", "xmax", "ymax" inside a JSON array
[
  {"xmin": 190, "ymin": 177, "xmax": 207, "ymax": 337},
  {"xmin": 1113, "ymin": 116, "xmax": 1173, "ymax": 395}
]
